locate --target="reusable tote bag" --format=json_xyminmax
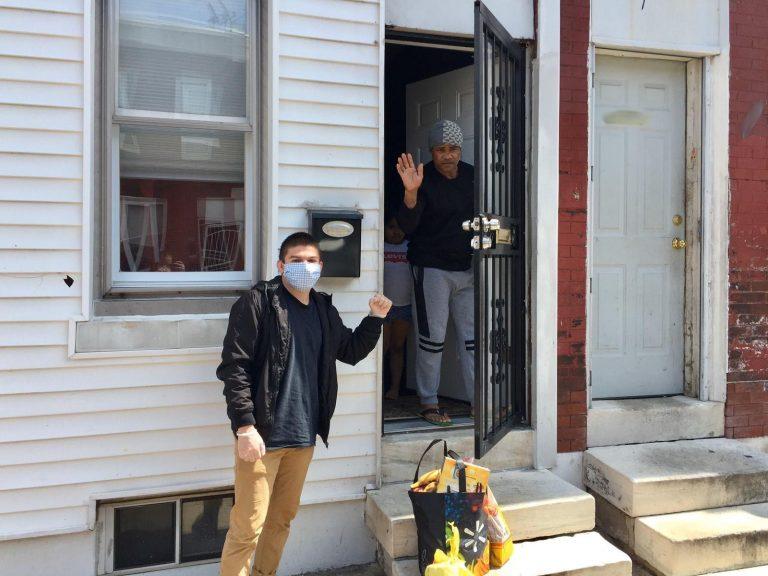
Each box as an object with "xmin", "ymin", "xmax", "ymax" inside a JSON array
[{"xmin": 408, "ymin": 439, "xmax": 490, "ymax": 576}]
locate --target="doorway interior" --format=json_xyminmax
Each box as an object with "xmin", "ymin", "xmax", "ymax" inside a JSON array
[{"xmin": 382, "ymin": 37, "xmax": 475, "ymax": 433}]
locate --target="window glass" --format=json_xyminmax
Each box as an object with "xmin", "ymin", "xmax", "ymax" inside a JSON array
[
  {"xmin": 118, "ymin": 125, "xmax": 245, "ymax": 273},
  {"xmin": 118, "ymin": 0, "xmax": 247, "ymax": 117},
  {"xmin": 180, "ymin": 495, "xmax": 234, "ymax": 563},
  {"xmin": 114, "ymin": 502, "xmax": 176, "ymax": 570}
]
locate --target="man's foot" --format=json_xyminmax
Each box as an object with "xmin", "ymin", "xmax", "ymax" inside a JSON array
[{"xmin": 420, "ymin": 406, "xmax": 452, "ymax": 426}]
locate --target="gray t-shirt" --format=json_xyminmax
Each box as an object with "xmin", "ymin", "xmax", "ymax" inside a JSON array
[{"xmin": 266, "ymin": 291, "xmax": 323, "ymax": 449}]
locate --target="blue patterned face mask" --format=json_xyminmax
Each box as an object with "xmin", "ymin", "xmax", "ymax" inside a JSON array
[{"xmin": 282, "ymin": 262, "xmax": 322, "ymax": 291}]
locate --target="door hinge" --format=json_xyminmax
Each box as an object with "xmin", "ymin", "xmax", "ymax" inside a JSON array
[
  {"xmin": 589, "ymin": 277, "xmax": 592, "ymax": 294},
  {"xmin": 590, "ymin": 165, "xmax": 594, "ymax": 181},
  {"xmin": 588, "ymin": 370, "xmax": 592, "ymax": 388},
  {"xmin": 591, "ymin": 72, "xmax": 595, "ymax": 88}
]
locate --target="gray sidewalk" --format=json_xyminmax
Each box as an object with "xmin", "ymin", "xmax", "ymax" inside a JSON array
[{"xmin": 301, "ymin": 563, "xmax": 384, "ymax": 576}]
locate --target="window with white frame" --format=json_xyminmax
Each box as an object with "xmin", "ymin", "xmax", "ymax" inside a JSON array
[
  {"xmin": 99, "ymin": 492, "xmax": 234, "ymax": 573},
  {"xmin": 103, "ymin": 0, "xmax": 257, "ymax": 293}
]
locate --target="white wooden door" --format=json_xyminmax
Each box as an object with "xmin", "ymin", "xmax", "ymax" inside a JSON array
[
  {"xmin": 406, "ymin": 64, "xmax": 475, "ymax": 166},
  {"xmin": 590, "ymin": 55, "xmax": 686, "ymax": 398},
  {"xmin": 404, "ymin": 64, "xmax": 474, "ymax": 403}
]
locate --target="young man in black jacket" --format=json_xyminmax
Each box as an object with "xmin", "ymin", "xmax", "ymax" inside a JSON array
[{"xmin": 217, "ymin": 232, "xmax": 391, "ymax": 576}]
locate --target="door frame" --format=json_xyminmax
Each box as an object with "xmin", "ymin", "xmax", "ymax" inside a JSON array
[
  {"xmin": 378, "ymin": 2, "xmax": 558, "ymax": 469},
  {"xmin": 586, "ymin": 45, "xmax": 729, "ymax": 407},
  {"xmin": 377, "ymin": 25, "xmax": 544, "ymax": 450}
]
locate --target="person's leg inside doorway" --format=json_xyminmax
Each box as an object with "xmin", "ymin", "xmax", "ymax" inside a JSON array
[
  {"xmin": 451, "ymin": 268, "xmax": 475, "ymax": 417},
  {"xmin": 384, "ymin": 316, "xmax": 411, "ymax": 400},
  {"xmin": 412, "ymin": 265, "xmax": 453, "ymax": 425}
]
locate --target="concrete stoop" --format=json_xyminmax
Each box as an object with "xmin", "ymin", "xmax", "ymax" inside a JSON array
[
  {"xmin": 583, "ymin": 438, "xmax": 768, "ymax": 517},
  {"xmin": 381, "ymin": 428, "xmax": 534, "ymax": 484},
  {"xmin": 587, "ymin": 397, "xmax": 724, "ymax": 449},
  {"xmin": 391, "ymin": 532, "xmax": 632, "ymax": 576},
  {"xmin": 585, "ymin": 438, "xmax": 768, "ymax": 576},
  {"xmin": 632, "ymin": 566, "xmax": 768, "ymax": 576},
  {"xmin": 365, "ymin": 468, "xmax": 632, "ymax": 576}
]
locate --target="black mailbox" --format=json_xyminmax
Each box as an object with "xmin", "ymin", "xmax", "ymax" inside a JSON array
[{"xmin": 308, "ymin": 209, "xmax": 363, "ymax": 278}]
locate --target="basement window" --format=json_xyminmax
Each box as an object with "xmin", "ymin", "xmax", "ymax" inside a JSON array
[{"xmin": 101, "ymin": 492, "xmax": 234, "ymax": 574}]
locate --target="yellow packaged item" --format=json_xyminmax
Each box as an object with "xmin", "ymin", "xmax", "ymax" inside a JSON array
[
  {"xmin": 483, "ymin": 488, "xmax": 514, "ymax": 568},
  {"xmin": 425, "ymin": 523, "xmax": 474, "ymax": 576},
  {"xmin": 490, "ymin": 536, "xmax": 514, "ymax": 569},
  {"xmin": 437, "ymin": 457, "xmax": 490, "ymax": 493}
]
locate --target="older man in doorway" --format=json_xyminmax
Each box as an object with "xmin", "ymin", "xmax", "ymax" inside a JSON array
[{"xmin": 396, "ymin": 119, "xmax": 475, "ymax": 426}]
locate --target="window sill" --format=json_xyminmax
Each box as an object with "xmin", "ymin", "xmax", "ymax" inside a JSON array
[
  {"xmin": 94, "ymin": 296, "xmax": 238, "ymax": 317},
  {"xmin": 69, "ymin": 314, "xmax": 229, "ymax": 359}
]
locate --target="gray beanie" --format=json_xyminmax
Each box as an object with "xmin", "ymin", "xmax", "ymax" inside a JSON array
[{"xmin": 428, "ymin": 119, "xmax": 463, "ymax": 150}]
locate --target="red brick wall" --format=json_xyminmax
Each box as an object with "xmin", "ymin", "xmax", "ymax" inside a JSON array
[
  {"xmin": 557, "ymin": 0, "xmax": 590, "ymax": 453},
  {"xmin": 726, "ymin": 0, "xmax": 768, "ymax": 439}
]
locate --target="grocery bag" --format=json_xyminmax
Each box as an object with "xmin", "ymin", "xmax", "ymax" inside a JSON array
[{"xmin": 408, "ymin": 439, "xmax": 490, "ymax": 576}]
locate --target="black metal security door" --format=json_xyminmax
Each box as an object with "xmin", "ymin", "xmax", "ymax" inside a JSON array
[{"xmin": 470, "ymin": 1, "xmax": 527, "ymax": 459}]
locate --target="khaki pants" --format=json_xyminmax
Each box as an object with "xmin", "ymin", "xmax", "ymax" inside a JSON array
[{"xmin": 220, "ymin": 445, "xmax": 314, "ymax": 576}]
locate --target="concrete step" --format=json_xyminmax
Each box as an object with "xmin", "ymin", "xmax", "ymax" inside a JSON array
[
  {"xmin": 381, "ymin": 428, "xmax": 533, "ymax": 483},
  {"xmin": 586, "ymin": 397, "xmax": 723, "ymax": 448},
  {"xmin": 632, "ymin": 566, "xmax": 768, "ymax": 576},
  {"xmin": 633, "ymin": 502, "xmax": 768, "ymax": 576},
  {"xmin": 595, "ymin": 494, "xmax": 768, "ymax": 576},
  {"xmin": 702, "ymin": 569, "xmax": 768, "ymax": 576},
  {"xmin": 366, "ymin": 469, "xmax": 595, "ymax": 562},
  {"xmin": 584, "ymin": 438, "xmax": 768, "ymax": 517},
  {"xmin": 391, "ymin": 532, "xmax": 631, "ymax": 576}
]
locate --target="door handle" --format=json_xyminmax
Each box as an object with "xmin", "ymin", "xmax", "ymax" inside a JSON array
[
  {"xmin": 672, "ymin": 237, "xmax": 687, "ymax": 250},
  {"xmin": 462, "ymin": 217, "xmax": 481, "ymax": 232}
]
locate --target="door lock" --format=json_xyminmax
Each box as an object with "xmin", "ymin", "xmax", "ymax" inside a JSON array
[
  {"xmin": 672, "ymin": 214, "xmax": 683, "ymax": 226},
  {"xmin": 463, "ymin": 215, "xmax": 501, "ymax": 233},
  {"xmin": 486, "ymin": 217, "xmax": 501, "ymax": 231},
  {"xmin": 672, "ymin": 237, "xmax": 687, "ymax": 250},
  {"xmin": 471, "ymin": 234, "xmax": 493, "ymax": 250}
]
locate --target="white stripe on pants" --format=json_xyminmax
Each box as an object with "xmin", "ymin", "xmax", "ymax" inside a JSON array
[{"xmin": 411, "ymin": 265, "xmax": 475, "ymax": 406}]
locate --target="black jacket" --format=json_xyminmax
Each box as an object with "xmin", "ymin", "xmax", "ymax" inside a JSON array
[
  {"xmin": 397, "ymin": 161, "xmax": 474, "ymax": 271},
  {"xmin": 217, "ymin": 276, "xmax": 383, "ymax": 447}
]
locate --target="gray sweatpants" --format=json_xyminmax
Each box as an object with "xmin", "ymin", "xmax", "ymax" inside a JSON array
[{"xmin": 411, "ymin": 265, "xmax": 474, "ymax": 406}]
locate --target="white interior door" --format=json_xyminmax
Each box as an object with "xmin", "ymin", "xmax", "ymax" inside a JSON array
[
  {"xmin": 404, "ymin": 64, "xmax": 474, "ymax": 403},
  {"xmin": 406, "ymin": 65, "xmax": 475, "ymax": 166},
  {"xmin": 591, "ymin": 55, "xmax": 686, "ymax": 398}
]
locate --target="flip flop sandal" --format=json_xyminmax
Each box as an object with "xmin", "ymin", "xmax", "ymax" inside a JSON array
[{"xmin": 420, "ymin": 408, "xmax": 452, "ymax": 427}]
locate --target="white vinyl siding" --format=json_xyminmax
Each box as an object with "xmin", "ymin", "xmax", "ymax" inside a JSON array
[
  {"xmin": 277, "ymin": 0, "xmax": 381, "ymax": 497},
  {"xmin": 0, "ymin": 0, "xmax": 382, "ymax": 542}
]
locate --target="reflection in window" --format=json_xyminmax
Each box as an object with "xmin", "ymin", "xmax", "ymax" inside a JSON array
[
  {"xmin": 114, "ymin": 502, "xmax": 176, "ymax": 570},
  {"xmin": 118, "ymin": 0, "xmax": 247, "ymax": 117},
  {"xmin": 180, "ymin": 495, "xmax": 234, "ymax": 563},
  {"xmin": 118, "ymin": 126, "xmax": 245, "ymax": 273}
]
